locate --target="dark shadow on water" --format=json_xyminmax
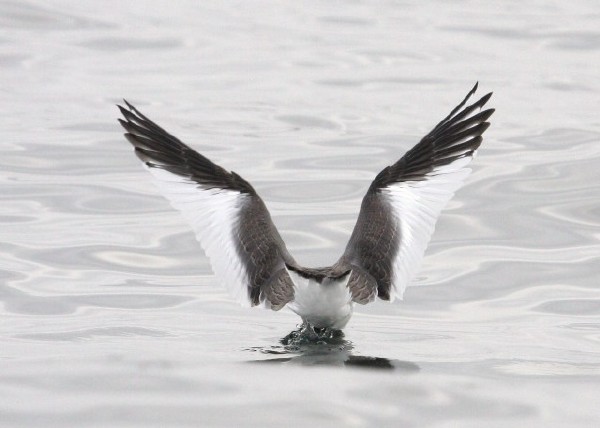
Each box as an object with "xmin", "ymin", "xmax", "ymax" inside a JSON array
[{"xmin": 245, "ymin": 325, "xmax": 420, "ymax": 372}]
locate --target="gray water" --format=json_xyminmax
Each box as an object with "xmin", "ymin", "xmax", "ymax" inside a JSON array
[{"xmin": 1, "ymin": 1, "xmax": 599, "ymax": 427}]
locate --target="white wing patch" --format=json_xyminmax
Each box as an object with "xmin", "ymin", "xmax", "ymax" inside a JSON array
[
  {"xmin": 142, "ymin": 165, "xmax": 253, "ymax": 306},
  {"xmin": 383, "ymin": 155, "xmax": 473, "ymax": 301}
]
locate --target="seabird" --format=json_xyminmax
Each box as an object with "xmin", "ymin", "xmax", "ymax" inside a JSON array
[{"xmin": 118, "ymin": 83, "xmax": 494, "ymax": 330}]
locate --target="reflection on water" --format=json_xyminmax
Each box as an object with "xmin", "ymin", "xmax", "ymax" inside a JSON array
[{"xmin": 247, "ymin": 328, "xmax": 420, "ymax": 371}]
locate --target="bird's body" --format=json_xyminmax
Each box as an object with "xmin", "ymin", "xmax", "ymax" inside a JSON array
[
  {"xmin": 118, "ymin": 84, "xmax": 494, "ymax": 330},
  {"xmin": 287, "ymin": 271, "xmax": 354, "ymax": 330}
]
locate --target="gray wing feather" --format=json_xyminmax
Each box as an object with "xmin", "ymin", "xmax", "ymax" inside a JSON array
[
  {"xmin": 119, "ymin": 101, "xmax": 296, "ymax": 310},
  {"xmin": 338, "ymin": 84, "xmax": 494, "ymax": 302}
]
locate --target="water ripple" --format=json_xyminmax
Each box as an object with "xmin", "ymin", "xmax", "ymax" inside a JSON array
[{"xmin": 1, "ymin": 1, "xmax": 599, "ymax": 426}]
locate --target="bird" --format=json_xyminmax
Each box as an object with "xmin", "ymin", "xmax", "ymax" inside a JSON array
[{"xmin": 118, "ymin": 83, "xmax": 494, "ymax": 331}]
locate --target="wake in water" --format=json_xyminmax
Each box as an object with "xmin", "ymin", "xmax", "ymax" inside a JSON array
[
  {"xmin": 246, "ymin": 324, "xmax": 420, "ymax": 371},
  {"xmin": 280, "ymin": 322, "xmax": 347, "ymax": 347}
]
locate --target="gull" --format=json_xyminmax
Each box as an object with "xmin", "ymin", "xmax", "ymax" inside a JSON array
[{"xmin": 118, "ymin": 83, "xmax": 493, "ymax": 330}]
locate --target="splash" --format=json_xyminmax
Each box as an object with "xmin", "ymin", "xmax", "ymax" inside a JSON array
[
  {"xmin": 245, "ymin": 324, "xmax": 420, "ymax": 371},
  {"xmin": 280, "ymin": 322, "xmax": 348, "ymax": 348}
]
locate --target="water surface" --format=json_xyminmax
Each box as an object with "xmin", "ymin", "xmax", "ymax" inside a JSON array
[{"xmin": 1, "ymin": 1, "xmax": 599, "ymax": 427}]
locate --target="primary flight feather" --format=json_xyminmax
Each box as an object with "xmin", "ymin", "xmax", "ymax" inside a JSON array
[{"xmin": 118, "ymin": 84, "xmax": 494, "ymax": 329}]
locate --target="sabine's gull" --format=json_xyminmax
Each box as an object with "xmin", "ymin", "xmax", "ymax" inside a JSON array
[{"xmin": 118, "ymin": 83, "xmax": 494, "ymax": 330}]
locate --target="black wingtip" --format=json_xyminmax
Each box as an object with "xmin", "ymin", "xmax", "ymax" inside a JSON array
[
  {"xmin": 480, "ymin": 92, "xmax": 493, "ymax": 105},
  {"xmin": 117, "ymin": 105, "xmax": 129, "ymax": 117},
  {"xmin": 123, "ymin": 99, "xmax": 135, "ymax": 110},
  {"xmin": 116, "ymin": 99, "xmax": 131, "ymax": 112},
  {"xmin": 117, "ymin": 118, "xmax": 128, "ymax": 129},
  {"xmin": 435, "ymin": 82, "xmax": 482, "ymax": 130},
  {"xmin": 471, "ymin": 81, "xmax": 479, "ymax": 95}
]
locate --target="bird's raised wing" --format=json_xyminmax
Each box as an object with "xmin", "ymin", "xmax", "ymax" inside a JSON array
[
  {"xmin": 337, "ymin": 83, "xmax": 494, "ymax": 303},
  {"xmin": 118, "ymin": 101, "xmax": 297, "ymax": 310}
]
